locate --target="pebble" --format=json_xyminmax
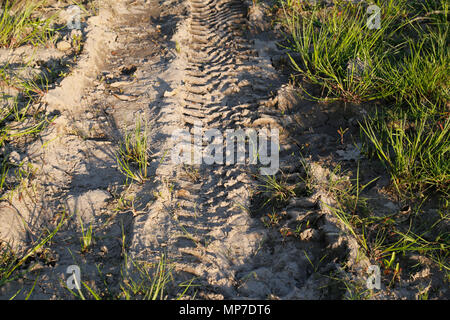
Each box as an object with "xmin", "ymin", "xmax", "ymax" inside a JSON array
[
  {"xmin": 299, "ymin": 228, "xmax": 319, "ymax": 241},
  {"xmin": 8, "ymin": 151, "xmax": 21, "ymax": 165},
  {"xmin": 56, "ymin": 40, "xmax": 72, "ymax": 51}
]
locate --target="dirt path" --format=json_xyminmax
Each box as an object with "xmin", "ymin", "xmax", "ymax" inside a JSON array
[
  {"xmin": 124, "ymin": 0, "xmax": 352, "ymax": 299},
  {"xmin": 1, "ymin": 0, "xmax": 363, "ymax": 299}
]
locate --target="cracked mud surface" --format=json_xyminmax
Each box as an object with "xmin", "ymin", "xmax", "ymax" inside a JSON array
[{"xmin": 0, "ymin": 0, "xmax": 447, "ymax": 300}]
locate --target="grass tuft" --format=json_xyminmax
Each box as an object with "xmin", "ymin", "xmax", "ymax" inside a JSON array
[
  {"xmin": 116, "ymin": 116, "xmax": 150, "ymax": 184},
  {"xmin": 281, "ymin": 0, "xmax": 449, "ymax": 199},
  {"xmin": 0, "ymin": 0, "xmax": 56, "ymax": 48}
]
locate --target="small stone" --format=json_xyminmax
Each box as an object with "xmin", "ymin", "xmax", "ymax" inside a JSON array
[
  {"xmin": 299, "ymin": 228, "xmax": 319, "ymax": 241},
  {"xmin": 164, "ymin": 89, "xmax": 176, "ymax": 97},
  {"xmin": 29, "ymin": 261, "xmax": 45, "ymax": 273},
  {"xmin": 277, "ymin": 86, "xmax": 302, "ymax": 112},
  {"xmin": 336, "ymin": 144, "xmax": 362, "ymax": 161},
  {"xmin": 56, "ymin": 40, "xmax": 72, "ymax": 51},
  {"xmin": 100, "ymin": 246, "xmax": 108, "ymax": 255},
  {"xmin": 8, "ymin": 151, "xmax": 21, "ymax": 165}
]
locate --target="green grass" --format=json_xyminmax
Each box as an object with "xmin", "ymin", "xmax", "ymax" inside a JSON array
[
  {"xmin": 0, "ymin": 0, "xmax": 57, "ymax": 48},
  {"xmin": 0, "ymin": 95, "xmax": 55, "ymax": 199},
  {"xmin": 79, "ymin": 217, "xmax": 94, "ymax": 254},
  {"xmin": 280, "ymin": 0, "xmax": 449, "ymax": 200},
  {"xmin": 282, "ymin": 0, "xmax": 404, "ymax": 102},
  {"xmin": 65, "ymin": 224, "xmax": 196, "ymax": 300},
  {"xmin": 361, "ymin": 107, "xmax": 449, "ymax": 197},
  {"xmin": 279, "ymin": 0, "xmax": 450, "ymax": 299},
  {"xmin": 254, "ymin": 174, "xmax": 297, "ymax": 208},
  {"xmin": 322, "ymin": 165, "xmax": 449, "ymax": 291},
  {"xmin": 1, "ymin": 58, "xmax": 51, "ymax": 98},
  {"xmin": 282, "ymin": 0, "xmax": 449, "ymax": 104},
  {"xmin": 116, "ymin": 116, "xmax": 151, "ymax": 184},
  {"xmin": 0, "ymin": 211, "xmax": 66, "ymax": 298},
  {"xmin": 378, "ymin": 31, "xmax": 449, "ymax": 109},
  {"xmin": 66, "ymin": 254, "xmax": 196, "ymax": 300},
  {"xmin": 119, "ymin": 254, "xmax": 193, "ymax": 300},
  {"xmin": 251, "ymin": 156, "xmax": 313, "ymax": 211}
]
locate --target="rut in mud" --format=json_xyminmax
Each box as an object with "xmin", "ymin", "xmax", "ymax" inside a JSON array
[{"xmin": 123, "ymin": 0, "xmax": 350, "ymax": 299}]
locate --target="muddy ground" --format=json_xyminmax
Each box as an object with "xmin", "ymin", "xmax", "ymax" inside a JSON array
[{"xmin": 0, "ymin": 0, "xmax": 447, "ymax": 299}]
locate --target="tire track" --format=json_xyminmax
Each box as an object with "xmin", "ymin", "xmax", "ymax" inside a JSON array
[
  {"xmin": 129, "ymin": 0, "xmax": 345, "ymax": 299},
  {"xmin": 169, "ymin": 1, "xmax": 276, "ymax": 297},
  {"xmin": 179, "ymin": 0, "xmax": 258, "ymax": 128},
  {"xmin": 128, "ymin": 0, "xmax": 270, "ymax": 298}
]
